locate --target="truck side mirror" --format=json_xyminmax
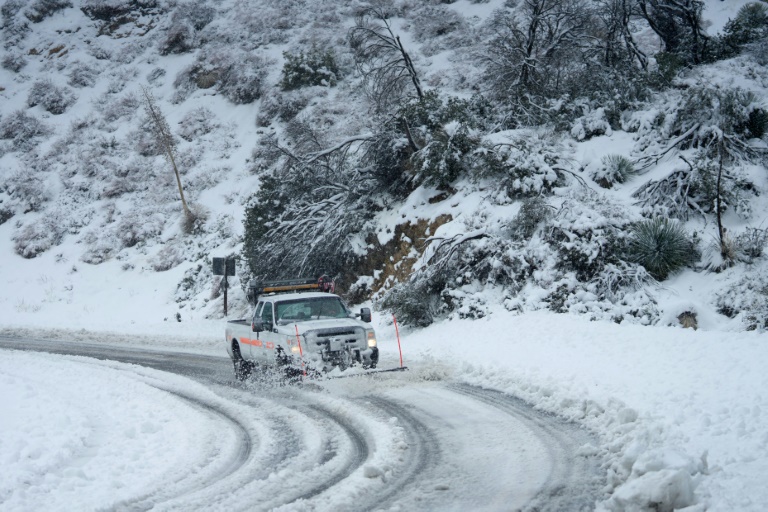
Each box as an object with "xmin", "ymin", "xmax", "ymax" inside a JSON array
[
  {"xmin": 252, "ymin": 321, "xmax": 264, "ymax": 333},
  {"xmin": 360, "ymin": 307, "xmax": 372, "ymax": 323}
]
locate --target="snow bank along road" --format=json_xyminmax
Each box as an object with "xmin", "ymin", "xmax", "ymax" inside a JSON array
[{"xmin": 0, "ymin": 337, "xmax": 605, "ymax": 511}]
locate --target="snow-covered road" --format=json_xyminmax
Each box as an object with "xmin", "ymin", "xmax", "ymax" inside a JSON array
[{"xmin": 0, "ymin": 337, "xmax": 604, "ymax": 511}]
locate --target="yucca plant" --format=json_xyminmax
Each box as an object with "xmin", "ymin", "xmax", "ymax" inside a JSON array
[
  {"xmin": 592, "ymin": 154, "xmax": 636, "ymax": 188},
  {"xmin": 628, "ymin": 218, "xmax": 692, "ymax": 280}
]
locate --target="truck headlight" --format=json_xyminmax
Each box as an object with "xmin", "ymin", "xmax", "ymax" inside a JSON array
[{"xmin": 367, "ymin": 331, "xmax": 377, "ymax": 348}]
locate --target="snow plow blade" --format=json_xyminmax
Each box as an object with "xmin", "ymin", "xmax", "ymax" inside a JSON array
[{"xmin": 323, "ymin": 366, "xmax": 409, "ymax": 380}]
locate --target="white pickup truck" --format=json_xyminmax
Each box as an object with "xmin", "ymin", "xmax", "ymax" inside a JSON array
[{"xmin": 225, "ymin": 278, "xmax": 379, "ymax": 380}]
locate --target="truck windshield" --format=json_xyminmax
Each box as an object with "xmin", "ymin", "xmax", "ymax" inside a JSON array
[{"xmin": 275, "ymin": 297, "xmax": 350, "ymax": 324}]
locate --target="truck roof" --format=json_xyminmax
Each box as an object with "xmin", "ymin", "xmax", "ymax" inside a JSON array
[{"xmin": 257, "ymin": 291, "xmax": 341, "ymax": 302}]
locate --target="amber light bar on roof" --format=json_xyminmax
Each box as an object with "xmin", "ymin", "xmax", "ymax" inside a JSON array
[
  {"xmin": 247, "ymin": 276, "xmax": 334, "ymax": 303},
  {"xmin": 263, "ymin": 281, "xmax": 320, "ymax": 293}
]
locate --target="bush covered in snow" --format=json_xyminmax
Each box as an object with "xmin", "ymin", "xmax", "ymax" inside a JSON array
[
  {"xmin": 720, "ymin": 2, "xmax": 768, "ymax": 54},
  {"xmin": 0, "ymin": 110, "xmax": 51, "ymax": 151},
  {"xmin": 178, "ymin": 107, "xmax": 219, "ymax": 142},
  {"xmin": 380, "ymin": 270, "xmax": 451, "ymax": 327},
  {"xmin": 159, "ymin": 1, "xmax": 215, "ymax": 55},
  {"xmin": 68, "ymin": 62, "xmax": 100, "ymax": 88},
  {"xmin": 3, "ymin": 171, "xmax": 51, "ymax": 213},
  {"xmin": 591, "ymin": 154, "xmax": 636, "ymax": 189},
  {"xmin": 12, "ymin": 216, "xmax": 65, "ymax": 258},
  {"xmin": 173, "ymin": 50, "xmax": 271, "ymax": 104},
  {"xmin": 627, "ymin": 218, "xmax": 695, "ymax": 280},
  {"xmin": 80, "ymin": 0, "xmax": 155, "ymax": 21},
  {"xmin": 476, "ymin": 129, "xmax": 570, "ymax": 199},
  {"xmin": 280, "ymin": 45, "xmax": 340, "ymax": 90},
  {"xmin": 716, "ymin": 265, "xmax": 768, "ymax": 331},
  {"xmin": 27, "ymin": 80, "xmax": 76, "ymax": 115},
  {"xmin": 24, "ymin": 0, "xmax": 71, "ymax": 23},
  {"xmin": 1, "ymin": 52, "xmax": 27, "ymax": 72}
]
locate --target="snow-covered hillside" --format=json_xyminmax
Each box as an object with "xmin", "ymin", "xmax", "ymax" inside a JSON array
[
  {"xmin": 1, "ymin": 0, "xmax": 768, "ymax": 509},
  {"xmin": 1, "ymin": 0, "xmax": 766, "ymax": 330}
]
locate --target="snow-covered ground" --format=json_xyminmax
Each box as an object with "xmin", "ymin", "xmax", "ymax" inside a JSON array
[
  {"xmin": 2, "ymin": 300, "xmax": 767, "ymax": 511},
  {"xmin": 2, "ymin": 0, "xmax": 768, "ymax": 510}
]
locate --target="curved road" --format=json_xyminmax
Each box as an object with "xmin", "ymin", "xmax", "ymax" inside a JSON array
[{"xmin": 0, "ymin": 337, "xmax": 605, "ymax": 511}]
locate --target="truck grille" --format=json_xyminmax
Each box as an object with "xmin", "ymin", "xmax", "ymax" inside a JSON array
[{"xmin": 304, "ymin": 327, "xmax": 365, "ymax": 350}]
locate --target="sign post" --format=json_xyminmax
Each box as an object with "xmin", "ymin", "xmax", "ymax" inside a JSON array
[{"xmin": 212, "ymin": 257, "xmax": 236, "ymax": 316}]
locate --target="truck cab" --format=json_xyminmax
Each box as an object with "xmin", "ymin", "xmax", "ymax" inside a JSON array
[{"xmin": 226, "ymin": 277, "xmax": 378, "ymax": 380}]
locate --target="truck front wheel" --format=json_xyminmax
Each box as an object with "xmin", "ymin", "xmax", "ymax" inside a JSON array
[{"xmin": 232, "ymin": 341, "xmax": 253, "ymax": 381}]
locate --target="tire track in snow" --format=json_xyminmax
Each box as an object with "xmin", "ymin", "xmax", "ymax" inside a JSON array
[
  {"xmin": 287, "ymin": 403, "xmax": 370, "ymax": 503},
  {"xmin": 449, "ymin": 383, "xmax": 605, "ymax": 512},
  {"xmin": 107, "ymin": 386, "xmax": 253, "ymax": 512},
  {"xmin": 360, "ymin": 396, "xmax": 442, "ymax": 511}
]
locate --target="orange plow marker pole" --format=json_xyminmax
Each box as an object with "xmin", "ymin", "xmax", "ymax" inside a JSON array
[
  {"xmin": 294, "ymin": 325, "xmax": 306, "ymax": 377},
  {"xmin": 393, "ymin": 314, "xmax": 404, "ymax": 368}
]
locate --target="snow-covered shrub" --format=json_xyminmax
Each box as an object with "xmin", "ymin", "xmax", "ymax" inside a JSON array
[
  {"xmin": 512, "ymin": 196, "xmax": 552, "ymax": 239},
  {"xmin": 746, "ymin": 39, "xmax": 768, "ymax": 65},
  {"xmin": 68, "ymin": 62, "xmax": 99, "ymax": 88},
  {"xmin": 4, "ymin": 171, "xmax": 51, "ymax": 213},
  {"xmin": 100, "ymin": 92, "xmax": 140, "ymax": 124},
  {"xmin": 114, "ymin": 210, "xmax": 164, "ymax": 249},
  {"xmin": 627, "ymin": 218, "xmax": 694, "ymax": 280},
  {"xmin": 24, "ymin": 0, "xmax": 71, "ymax": 23},
  {"xmin": 410, "ymin": 5, "xmax": 466, "ymax": 56},
  {"xmin": 0, "ymin": 111, "xmax": 51, "ymax": 151},
  {"xmin": 173, "ymin": 51, "xmax": 271, "ymax": 105},
  {"xmin": 280, "ymin": 45, "xmax": 340, "ymax": 90},
  {"xmin": 668, "ymin": 86, "xmax": 766, "ymax": 152},
  {"xmin": 591, "ymin": 262, "xmax": 657, "ymax": 303},
  {"xmin": 700, "ymin": 230, "xmax": 737, "ymax": 272},
  {"xmin": 477, "ymin": 129, "xmax": 569, "ymax": 199},
  {"xmin": 256, "ymin": 88, "xmax": 313, "ymax": 124},
  {"xmin": 591, "ymin": 154, "xmax": 636, "ymax": 189},
  {"xmin": 79, "ymin": 229, "xmax": 116, "ymax": 264},
  {"xmin": 159, "ymin": 2, "xmax": 214, "ymax": 55},
  {"xmin": 722, "ymin": 3, "xmax": 768, "ymax": 50},
  {"xmin": 12, "ymin": 216, "xmax": 65, "ymax": 258},
  {"xmin": 412, "ymin": 5, "xmax": 463, "ymax": 41},
  {"xmin": 412, "ymin": 122, "xmax": 480, "ymax": 189},
  {"xmin": 218, "ymin": 54, "xmax": 268, "ymax": 104},
  {"xmin": 147, "ymin": 67, "xmax": 166, "ymax": 85},
  {"xmin": 715, "ymin": 267, "xmax": 768, "ymax": 331},
  {"xmin": 397, "ymin": 92, "xmax": 491, "ymax": 189},
  {"xmin": 150, "ymin": 244, "xmax": 185, "ymax": 271},
  {"xmin": 180, "ymin": 203, "xmax": 208, "ymax": 235},
  {"xmin": 1, "ymin": 0, "xmax": 29, "ymax": 44},
  {"xmin": 570, "ymin": 107, "xmax": 612, "ymax": 141},
  {"xmin": 380, "ymin": 270, "xmax": 451, "ymax": 327},
  {"xmin": 632, "ymin": 156, "xmax": 753, "ymax": 221},
  {"xmin": 87, "ymin": 44, "xmax": 111, "ymax": 60},
  {"xmin": 26, "ymin": 79, "xmax": 76, "ymax": 115},
  {"xmin": 735, "ymin": 227, "xmax": 768, "ymax": 261},
  {"xmin": 133, "ymin": 116, "xmax": 165, "ymax": 157},
  {"xmin": 2, "ymin": 52, "xmax": 27, "ymax": 72},
  {"xmin": 178, "ymin": 107, "xmax": 219, "ymax": 141},
  {"xmin": 100, "ymin": 177, "xmax": 134, "ymax": 199},
  {"xmin": 80, "ymin": 0, "xmax": 154, "ymax": 21},
  {"xmin": 0, "ymin": 207, "xmax": 13, "ymax": 225},
  {"xmin": 161, "ymin": 22, "xmax": 195, "ymax": 55},
  {"xmin": 546, "ymin": 194, "xmax": 635, "ymax": 282},
  {"xmin": 174, "ymin": 262, "xmax": 212, "ymax": 306}
]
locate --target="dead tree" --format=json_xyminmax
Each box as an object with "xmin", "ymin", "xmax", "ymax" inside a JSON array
[
  {"xmin": 349, "ymin": 6, "xmax": 423, "ymax": 112},
  {"xmin": 141, "ymin": 86, "xmax": 192, "ymax": 221}
]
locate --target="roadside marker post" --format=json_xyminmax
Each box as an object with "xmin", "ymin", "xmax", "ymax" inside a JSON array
[
  {"xmin": 294, "ymin": 324, "xmax": 306, "ymax": 377},
  {"xmin": 393, "ymin": 314, "xmax": 404, "ymax": 368}
]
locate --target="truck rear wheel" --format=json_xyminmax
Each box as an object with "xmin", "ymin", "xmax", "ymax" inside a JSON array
[{"xmin": 232, "ymin": 341, "xmax": 253, "ymax": 381}]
